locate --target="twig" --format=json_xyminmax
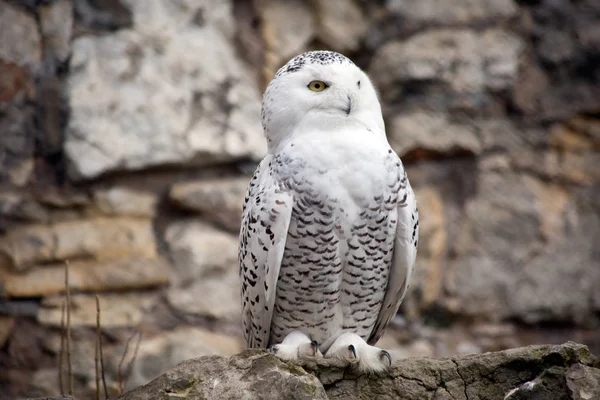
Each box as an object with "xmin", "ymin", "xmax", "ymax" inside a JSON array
[
  {"xmin": 58, "ymin": 299, "xmax": 66, "ymax": 395},
  {"xmin": 65, "ymin": 260, "xmax": 73, "ymax": 396},
  {"xmin": 117, "ymin": 331, "xmax": 131, "ymax": 394},
  {"xmin": 95, "ymin": 304, "xmax": 100, "ymax": 400},
  {"xmin": 117, "ymin": 328, "xmax": 141, "ymax": 394},
  {"xmin": 124, "ymin": 329, "xmax": 142, "ymax": 392},
  {"xmin": 96, "ymin": 294, "xmax": 108, "ymax": 399}
]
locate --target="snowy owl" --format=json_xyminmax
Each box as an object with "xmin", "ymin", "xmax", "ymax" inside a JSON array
[{"xmin": 238, "ymin": 50, "xmax": 419, "ymax": 372}]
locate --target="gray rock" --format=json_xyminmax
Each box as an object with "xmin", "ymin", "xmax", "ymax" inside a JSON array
[
  {"xmin": 121, "ymin": 349, "xmax": 328, "ymax": 400},
  {"xmin": 388, "ymin": 111, "xmax": 482, "ymax": 157},
  {"xmin": 387, "ymin": 0, "xmax": 518, "ymax": 25},
  {"xmin": 0, "ymin": 2, "xmax": 42, "ymax": 72},
  {"xmin": 260, "ymin": 0, "xmax": 315, "ymax": 65},
  {"xmin": 0, "ymin": 99, "xmax": 36, "ymax": 187},
  {"xmin": 370, "ymin": 28, "xmax": 523, "ymax": 96},
  {"xmin": 313, "ymin": 0, "xmax": 368, "ymax": 52},
  {"xmin": 444, "ymin": 167, "xmax": 600, "ymax": 325},
  {"xmin": 165, "ymin": 220, "xmax": 237, "ymax": 283},
  {"xmin": 38, "ymin": 0, "xmax": 73, "ymax": 68},
  {"xmin": 0, "ymin": 2, "xmax": 39, "ymax": 188},
  {"xmin": 168, "ymin": 177, "xmax": 248, "ymax": 232},
  {"xmin": 74, "ymin": 0, "xmax": 133, "ymax": 31},
  {"xmin": 394, "ymin": 113, "xmax": 600, "ymax": 325},
  {"xmin": 93, "ymin": 187, "xmax": 158, "ymax": 217},
  {"xmin": 514, "ymin": 0, "xmax": 600, "ymax": 120},
  {"xmin": 566, "ymin": 364, "xmax": 600, "ymax": 400},
  {"xmin": 64, "ymin": 0, "xmax": 266, "ymax": 180},
  {"xmin": 120, "ymin": 342, "xmax": 600, "ymax": 400},
  {"xmin": 125, "ymin": 326, "xmax": 243, "ymax": 390},
  {"xmin": 167, "ymin": 265, "xmax": 240, "ymax": 320},
  {"xmin": 165, "ymin": 220, "xmax": 240, "ymax": 319}
]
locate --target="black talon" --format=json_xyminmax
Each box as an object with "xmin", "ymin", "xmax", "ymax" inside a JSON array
[
  {"xmin": 310, "ymin": 340, "xmax": 319, "ymax": 353},
  {"xmin": 348, "ymin": 344, "xmax": 357, "ymax": 359},
  {"xmin": 268, "ymin": 345, "xmax": 278, "ymax": 354},
  {"xmin": 380, "ymin": 350, "xmax": 392, "ymax": 366}
]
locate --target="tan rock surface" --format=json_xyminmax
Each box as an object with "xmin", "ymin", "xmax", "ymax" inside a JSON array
[
  {"xmin": 1, "ymin": 257, "xmax": 169, "ymax": 297},
  {"xmin": 37, "ymin": 293, "xmax": 154, "ymax": 328},
  {"xmin": 0, "ymin": 217, "xmax": 157, "ymax": 271}
]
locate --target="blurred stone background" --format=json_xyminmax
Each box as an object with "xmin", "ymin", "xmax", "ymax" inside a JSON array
[{"xmin": 0, "ymin": 0, "xmax": 598, "ymax": 398}]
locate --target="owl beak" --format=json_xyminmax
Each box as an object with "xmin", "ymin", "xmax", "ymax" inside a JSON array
[{"xmin": 344, "ymin": 95, "xmax": 352, "ymax": 115}]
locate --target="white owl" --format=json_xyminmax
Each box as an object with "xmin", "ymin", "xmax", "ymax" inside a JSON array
[{"xmin": 238, "ymin": 51, "xmax": 419, "ymax": 372}]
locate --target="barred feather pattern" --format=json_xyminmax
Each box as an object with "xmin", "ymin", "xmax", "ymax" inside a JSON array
[{"xmin": 239, "ymin": 145, "xmax": 418, "ymax": 348}]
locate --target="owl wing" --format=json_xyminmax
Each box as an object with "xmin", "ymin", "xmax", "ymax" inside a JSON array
[
  {"xmin": 239, "ymin": 156, "xmax": 293, "ymax": 348},
  {"xmin": 368, "ymin": 170, "xmax": 419, "ymax": 345}
]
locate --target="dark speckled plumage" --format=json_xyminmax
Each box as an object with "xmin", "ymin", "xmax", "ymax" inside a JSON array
[{"xmin": 275, "ymin": 51, "xmax": 354, "ymax": 78}]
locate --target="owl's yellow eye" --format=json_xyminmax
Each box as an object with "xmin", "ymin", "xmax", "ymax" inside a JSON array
[{"xmin": 307, "ymin": 81, "xmax": 328, "ymax": 92}]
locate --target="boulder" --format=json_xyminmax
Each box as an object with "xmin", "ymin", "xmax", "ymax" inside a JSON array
[{"xmin": 120, "ymin": 342, "xmax": 600, "ymax": 400}]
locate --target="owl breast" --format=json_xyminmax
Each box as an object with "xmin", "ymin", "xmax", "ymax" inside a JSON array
[{"xmin": 268, "ymin": 139, "xmax": 402, "ymax": 345}]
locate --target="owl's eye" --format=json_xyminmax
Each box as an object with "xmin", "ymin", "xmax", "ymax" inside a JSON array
[{"xmin": 307, "ymin": 81, "xmax": 328, "ymax": 92}]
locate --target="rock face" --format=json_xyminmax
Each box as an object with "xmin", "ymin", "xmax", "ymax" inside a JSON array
[
  {"xmin": 64, "ymin": 0, "xmax": 266, "ymax": 180},
  {"xmin": 365, "ymin": 0, "xmax": 600, "ymax": 326},
  {"xmin": 120, "ymin": 342, "xmax": 600, "ymax": 400},
  {"xmin": 1, "ymin": 0, "xmax": 599, "ymax": 398},
  {"xmin": 168, "ymin": 178, "xmax": 248, "ymax": 232},
  {"xmin": 164, "ymin": 220, "xmax": 240, "ymax": 320}
]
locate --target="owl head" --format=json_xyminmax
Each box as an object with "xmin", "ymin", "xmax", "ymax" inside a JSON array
[{"xmin": 261, "ymin": 51, "xmax": 385, "ymax": 152}]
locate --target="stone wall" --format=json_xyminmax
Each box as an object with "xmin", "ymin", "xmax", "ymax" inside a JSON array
[{"xmin": 0, "ymin": 0, "xmax": 599, "ymax": 398}]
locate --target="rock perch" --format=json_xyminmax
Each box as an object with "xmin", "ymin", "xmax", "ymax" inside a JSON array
[{"xmin": 118, "ymin": 342, "xmax": 599, "ymax": 400}]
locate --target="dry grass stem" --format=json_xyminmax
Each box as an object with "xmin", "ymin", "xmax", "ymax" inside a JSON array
[
  {"xmin": 96, "ymin": 294, "xmax": 108, "ymax": 399},
  {"xmin": 118, "ymin": 327, "xmax": 142, "ymax": 394},
  {"xmin": 124, "ymin": 329, "xmax": 142, "ymax": 391},
  {"xmin": 65, "ymin": 260, "xmax": 73, "ymax": 396},
  {"xmin": 95, "ymin": 318, "xmax": 100, "ymax": 400},
  {"xmin": 58, "ymin": 299, "xmax": 66, "ymax": 395}
]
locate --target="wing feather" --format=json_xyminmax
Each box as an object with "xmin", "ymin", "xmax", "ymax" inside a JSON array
[
  {"xmin": 368, "ymin": 174, "xmax": 419, "ymax": 345},
  {"xmin": 239, "ymin": 156, "xmax": 293, "ymax": 348}
]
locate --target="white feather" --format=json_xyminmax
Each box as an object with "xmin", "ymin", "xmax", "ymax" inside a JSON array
[
  {"xmin": 239, "ymin": 156, "xmax": 293, "ymax": 348},
  {"xmin": 368, "ymin": 178, "xmax": 419, "ymax": 345}
]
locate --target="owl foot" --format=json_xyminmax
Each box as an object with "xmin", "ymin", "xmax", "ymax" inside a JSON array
[
  {"xmin": 268, "ymin": 330, "xmax": 322, "ymax": 361},
  {"xmin": 324, "ymin": 332, "xmax": 392, "ymax": 372}
]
